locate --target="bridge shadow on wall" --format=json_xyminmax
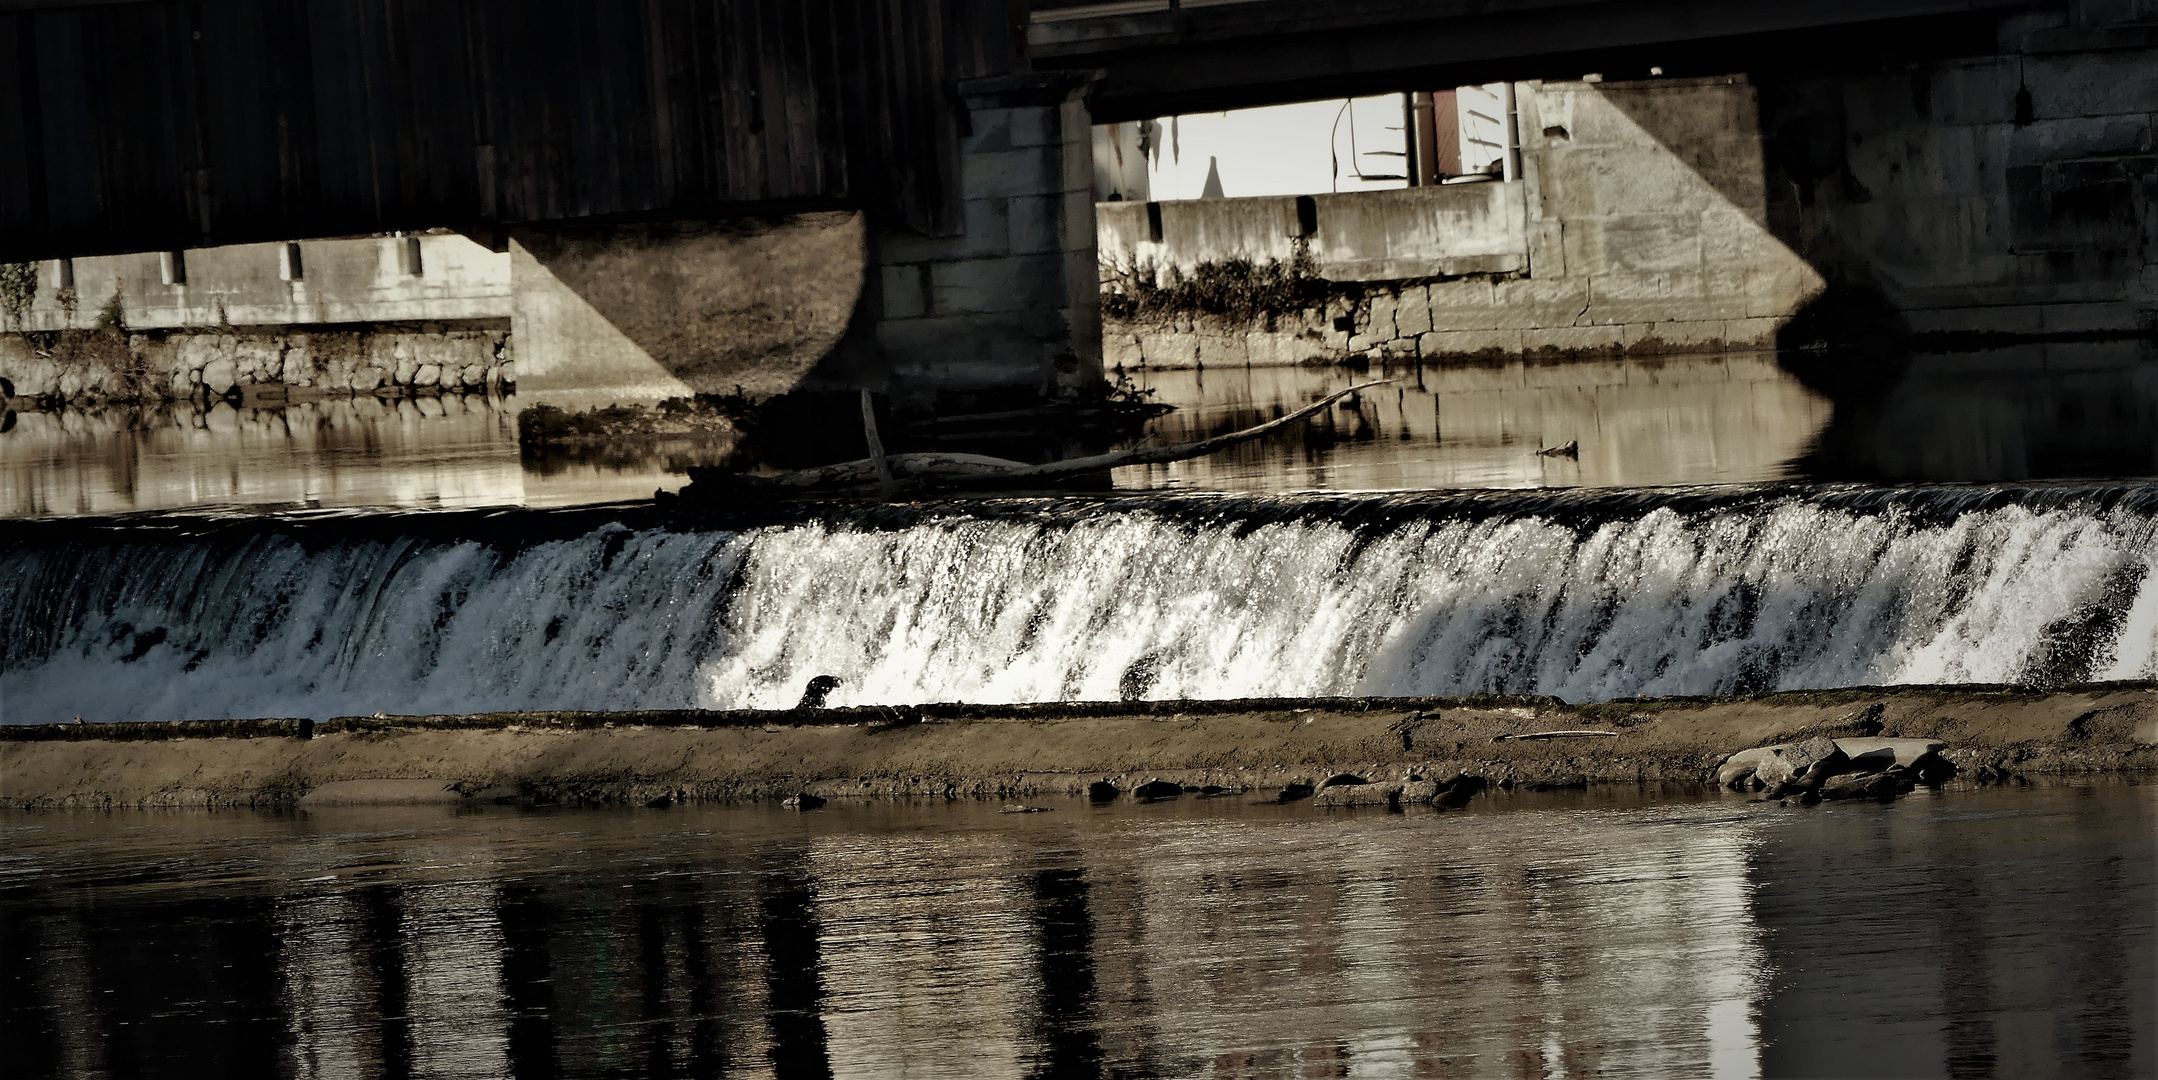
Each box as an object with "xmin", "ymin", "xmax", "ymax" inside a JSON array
[
  {"xmin": 1590, "ymin": 76, "xmax": 2158, "ymax": 486},
  {"xmin": 510, "ymin": 213, "xmax": 865, "ymax": 403},
  {"xmin": 1525, "ymin": 76, "xmax": 1824, "ymax": 356}
]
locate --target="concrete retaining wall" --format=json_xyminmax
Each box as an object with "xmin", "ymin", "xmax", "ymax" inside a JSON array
[
  {"xmin": 1097, "ymin": 181, "xmax": 1528, "ymax": 282},
  {"xmin": 1105, "ymin": 75, "xmax": 1823, "ymax": 369},
  {"xmin": 9, "ymin": 233, "xmax": 509, "ymax": 332},
  {"xmin": 0, "ymin": 328, "xmax": 510, "ymax": 405}
]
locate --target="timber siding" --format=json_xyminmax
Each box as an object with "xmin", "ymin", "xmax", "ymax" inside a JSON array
[{"xmin": 0, "ymin": 0, "xmax": 1022, "ymax": 261}]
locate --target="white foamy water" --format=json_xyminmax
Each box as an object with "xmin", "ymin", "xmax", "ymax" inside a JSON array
[{"xmin": 5, "ymin": 489, "xmax": 2156, "ymax": 722}]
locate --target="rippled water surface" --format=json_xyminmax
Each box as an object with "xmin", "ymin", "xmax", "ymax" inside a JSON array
[{"xmin": 3, "ymin": 783, "xmax": 2150, "ymax": 1078}]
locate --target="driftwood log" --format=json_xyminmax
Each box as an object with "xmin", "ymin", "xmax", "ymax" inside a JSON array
[{"xmin": 689, "ymin": 380, "xmax": 1392, "ymax": 495}]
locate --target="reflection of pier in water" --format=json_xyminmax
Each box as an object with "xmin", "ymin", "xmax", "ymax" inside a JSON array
[{"xmin": 6, "ymin": 791, "xmax": 2147, "ymax": 1076}]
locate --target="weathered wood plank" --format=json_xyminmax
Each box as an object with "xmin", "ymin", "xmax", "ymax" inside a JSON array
[{"xmin": 0, "ymin": 0, "xmax": 1014, "ymax": 259}]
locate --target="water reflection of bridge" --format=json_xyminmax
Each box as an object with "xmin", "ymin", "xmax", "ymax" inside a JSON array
[{"xmin": 7, "ymin": 791, "xmax": 2150, "ymax": 1076}]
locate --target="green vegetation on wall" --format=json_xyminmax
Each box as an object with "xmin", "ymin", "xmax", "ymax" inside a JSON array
[
  {"xmin": 0, "ymin": 262, "xmax": 37, "ymax": 332},
  {"xmin": 1100, "ymin": 239, "xmax": 1326, "ymax": 323}
]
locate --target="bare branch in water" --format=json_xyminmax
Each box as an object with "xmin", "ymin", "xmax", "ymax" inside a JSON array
[{"xmin": 718, "ymin": 380, "xmax": 1392, "ymax": 493}]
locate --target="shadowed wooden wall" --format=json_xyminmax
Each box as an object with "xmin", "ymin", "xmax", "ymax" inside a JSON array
[{"xmin": 0, "ymin": 0, "xmax": 1026, "ymax": 260}]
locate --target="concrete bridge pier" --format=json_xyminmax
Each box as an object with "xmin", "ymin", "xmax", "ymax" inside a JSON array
[
  {"xmin": 502, "ymin": 71, "xmax": 1104, "ymax": 415},
  {"xmin": 505, "ymin": 213, "xmax": 867, "ymax": 410}
]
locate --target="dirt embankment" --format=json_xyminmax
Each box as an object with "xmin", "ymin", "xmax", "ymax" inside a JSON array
[{"xmin": 3, "ymin": 686, "xmax": 2155, "ymax": 810}]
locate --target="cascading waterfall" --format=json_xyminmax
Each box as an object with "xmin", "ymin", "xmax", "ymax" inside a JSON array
[{"xmin": 6, "ymin": 486, "xmax": 2158, "ymax": 722}]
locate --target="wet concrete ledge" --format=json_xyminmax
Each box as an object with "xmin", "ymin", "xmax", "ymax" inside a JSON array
[{"xmin": 4, "ymin": 685, "xmax": 2155, "ymax": 810}]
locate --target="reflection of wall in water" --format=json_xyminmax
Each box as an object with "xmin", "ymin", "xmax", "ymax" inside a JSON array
[
  {"xmin": 13, "ymin": 793, "xmax": 2144, "ymax": 1076},
  {"xmin": 1118, "ymin": 352, "xmax": 1831, "ymax": 491},
  {"xmin": 807, "ymin": 833, "xmax": 1037, "ymax": 1077},
  {"xmin": 0, "ymin": 396, "xmax": 522, "ymax": 518},
  {"xmin": 0, "ymin": 393, "xmax": 702, "ymax": 518}
]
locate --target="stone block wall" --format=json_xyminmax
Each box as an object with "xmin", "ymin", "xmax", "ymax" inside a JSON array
[
  {"xmin": 0, "ymin": 328, "xmax": 511, "ymax": 406},
  {"xmin": 870, "ymin": 72, "xmax": 1103, "ymax": 403},
  {"xmin": 1759, "ymin": 17, "xmax": 2157, "ymax": 336}
]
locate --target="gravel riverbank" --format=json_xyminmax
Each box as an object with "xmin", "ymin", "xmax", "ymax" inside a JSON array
[{"xmin": 4, "ymin": 685, "xmax": 2154, "ymax": 810}]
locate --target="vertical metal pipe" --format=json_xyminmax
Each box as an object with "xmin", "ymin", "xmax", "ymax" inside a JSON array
[
  {"xmin": 1499, "ymin": 82, "xmax": 1522, "ymax": 182},
  {"xmin": 1402, "ymin": 92, "xmax": 1421, "ymax": 186}
]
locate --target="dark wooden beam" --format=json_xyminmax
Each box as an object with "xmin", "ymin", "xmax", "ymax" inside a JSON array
[{"xmin": 1031, "ymin": 0, "xmax": 2036, "ymax": 121}]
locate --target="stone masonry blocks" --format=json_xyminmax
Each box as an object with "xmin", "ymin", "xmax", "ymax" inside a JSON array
[
  {"xmin": 1636, "ymin": 319, "xmax": 1731, "ymax": 350},
  {"xmin": 1196, "ymin": 333, "xmax": 1250, "ymax": 366},
  {"xmin": 1008, "ymin": 106, "xmax": 1052, "ymax": 150},
  {"xmin": 1104, "ymin": 332, "xmax": 1143, "ymax": 369},
  {"xmin": 1426, "ymin": 279, "xmax": 1502, "ymax": 332},
  {"xmin": 1521, "ymin": 325, "xmax": 1629, "ymax": 355},
  {"xmin": 1008, "ymin": 195, "xmax": 1063, "ymax": 255},
  {"xmin": 878, "ymin": 309, "xmax": 1068, "ymax": 365},
  {"xmin": 961, "ymin": 107, "xmax": 1015, "ymax": 153},
  {"xmin": 1722, "ymin": 317, "xmax": 1782, "ymax": 346},
  {"xmin": 1137, "ymin": 332, "xmax": 1200, "ymax": 367},
  {"xmin": 1562, "ymin": 215, "xmax": 1704, "ymax": 276},
  {"xmin": 879, "ymin": 199, "xmax": 1011, "ymax": 263},
  {"xmin": 1364, "ymin": 291, "xmax": 1400, "ymax": 341},
  {"xmin": 873, "ymin": 71, "xmax": 1101, "ymax": 397},
  {"xmin": 1929, "ymin": 60, "xmax": 2015, "ymax": 127},
  {"xmin": 1587, "ymin": 270, "xmax": 1730, "ymax": 326},
  {"xmin": 1393, "ymin": 285, "xmax": 1432, "ymax": 337},
  {"xmin": 1491, "ymin": 277, "xmax": 1591, "ymax": 330},
  {"xmin": 933, "ymin": 254, "xmax": 1069, "ymax": 316},
  {"xmin": 962, "ymin": 149, "xmax": 1067, "ymax": 201},
  {"xmin": 2024, "ymin": 50, "xmax": 2158, "ymax": 120},
  {"xmin": 880, "ymin": 265, "xmax": 927, "ymax": 319},
  {"xmin": 1247, "ymin": 330, "xmax": 1326, "ymax": 366}
]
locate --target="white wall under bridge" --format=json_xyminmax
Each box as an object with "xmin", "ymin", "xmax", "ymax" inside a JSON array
[{"xmin": 1098, "ymin": 181, "xmax": 1528, "ymax": 283}]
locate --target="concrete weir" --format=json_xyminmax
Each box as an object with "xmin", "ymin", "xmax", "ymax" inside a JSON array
[{"xmin": 4, "ymin": 686, "xmax": 2153, "ymax": 810}]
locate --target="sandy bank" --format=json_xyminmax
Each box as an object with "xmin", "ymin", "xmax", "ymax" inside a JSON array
[{"xmin": 4, "ymin": 686, "xmax": 2155, "ymax": 810}]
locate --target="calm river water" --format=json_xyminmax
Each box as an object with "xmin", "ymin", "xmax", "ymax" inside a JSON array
[
  {"xmin": 3, "ymin": 783, "xmax": 2151, "ymax": 1079},
  {"xmin": 5, "ymin": 341, "xmax": 2154, "ymax": 517}
]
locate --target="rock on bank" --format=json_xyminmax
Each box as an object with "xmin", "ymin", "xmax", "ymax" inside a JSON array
[{"xmin": 3, "ymin": 686, "xmax": 2155, "ymax": 810}]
